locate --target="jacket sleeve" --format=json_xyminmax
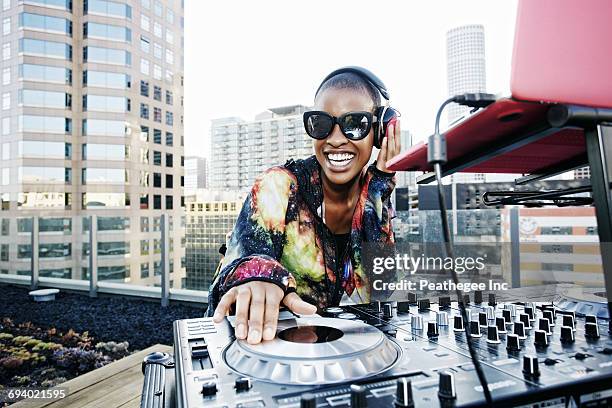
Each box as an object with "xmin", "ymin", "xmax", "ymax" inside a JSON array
[
  {"xmin": 362, "ymin": 164, "xmax": 396, "ymax": 243},
  {"xmin": 206, "ymin": 167, "xmax": 298, "ymax": 314}
]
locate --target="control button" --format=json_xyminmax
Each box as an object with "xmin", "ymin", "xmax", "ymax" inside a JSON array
[
  {"xmin": 338, "ymin": 312, "xmax": 358, "ymax": 320},
  {"xmin": 524, "ymin": 305, "xmax": 535, "ymax": 321},
  {"xmin": 514, "ymin": 321, "xmax": 526, "ymax": 339},
  {"xmin": 394, "ymin": 377, "xmax": 415, "ymax": 408},
  {"xmin": 485, "ymin": 306, "xmax": 495, "ymax": 321},
  {"xmin": 397, "ymin": 301, "xmax": 410, "ymax": 314},
  {"xmin": 486, "ymin": 325, "xmax": 500, "ymax": 344},
  {"xmin": 350, "ymin": 384, "xmax": 367, "ymax": 408},
  {"xmin": 439, "ymin": 296, "xmax": 451, "ymax": 310},
  {"xmin": 562, "ymin": 314, "xmax": 575, "ymax": 330},
  {"xmin": 438, "ymin": 371, "xmax": 457, "ymax": 400},
  {"xmin": 560, "ymin": 326, "xmax": 575, "ymax": 344},
  {"xmin": 462, "ymin": 294, "xmax": 470, "ymax": 306},
  {"xmin": 324, "ymin": 307, "xmax": 344, "ymax": 317},
  {"xmin": 436, "ymin": 311, "xmax": 449, "ymax": 327},
  {"xmin": 411, "ymin": 315, "xmax": 424, "ymax": 331},
  {"xmin": 300, "ymin": 393, "xmax": 316, "ymax": 408},
  {"xmin": 534, "ymin": 330, "xmax": 548, "ymax": 347},
  {"xmin": 453, "ymin": 315, "xmax": 464, "ymax": 332},
  {"xmin": 543, "ymin": 310, "xmax": 555, "ymax": 326},
  {"xmin": 474, "ymin": 290, "xmax": 483, "ymax": 304},
  {"xmin": 585, "ymin": 315, "xmax": 597, "ymax": 325},
  {"xmin": 495, "ymin": 317, "xmax": 507, "ymax": 334},
  {"xmin": 544, "ymin": 358, "xmax": 558, "ymax": 366},
  {"xmin": 427, "ymin": 321, "xmax": 439, "ymax": 338},
  {"xmin": 235, "ymin": 377, "xmax": 251, "ymax": 393},
  {"xmin": 479, "ymin": 312, "xmax": 488, "ymax": 327},
  {"xmin": 585, "ymin": 322, "xmax": 600, "ymax": 339},
  {"xmin": 522, "ymin": 355, "xmax": 540, "ymax": 378},
  {"xmin": 372, "ymin": 301, "xmax": 382, "ymax": 313},
  {"xmin": 502, "ymin": 309, "xmax": 512, "ymax": 324},
  {"xmin": 201, "ymin": 381, "xmax": 217, "ymax": 397},
  {"xmin": 470, "ymin": 321, "xmax": 481, "ymax": 338},
  {"xmin": 519, "ymin": 313, "xmax": 532, "ymax": 330},
  {"xmin": 418, "ymin": 298, "xmax": 430, "ymax": 312},
  {"xmin": 488, "ymin": 293, "xmax": 497, "ymax": 306},
  {"xmin": 408, "ymin": 292, "xmax": 418, "ymax": 305},
  {"xmin": 538, "ymin": 318, "xmax": 551, "ymax": 335},
  {"xmin": 383, "ymin": 303, "xmax": 394, "ymax": 319},
  {"xmin": 506, "ymin": 334, "xmax": 520, "ymax": 352},
  {"xmin": 574, "ymin": 352, "xmax": 588, "ymax": 360},
  {"xmin": 386, "ymin": 329, "xmax": 397, "ymax": 338},
  {"xmin": 505, "ymin": 304, "xmax": 517, "ymax": 318}
]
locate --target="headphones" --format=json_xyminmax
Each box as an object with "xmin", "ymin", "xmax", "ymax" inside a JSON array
[{"xmin": 316, "ymin": 66, "xmax": 399, "ymax": 149}]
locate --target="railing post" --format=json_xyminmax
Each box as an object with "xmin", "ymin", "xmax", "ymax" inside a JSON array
[
  {"xmin": 161, "ymin": 214, "xmax": 169, "ymax": 307},
  {"xmin": 89, "ymin": 215, "xmax": 98, "ymax": 298},
  {"xmin": 30, "ymin": 216, "xmax": 39, "ymax": 290},
  {"xmin": 509, "ymin": 207, "xmax": 521, "ymax": 288}
]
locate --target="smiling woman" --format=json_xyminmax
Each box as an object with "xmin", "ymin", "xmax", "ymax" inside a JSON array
[{"xmin": 208, "ymin": 67, "xmax": 401, "ymax": 345}]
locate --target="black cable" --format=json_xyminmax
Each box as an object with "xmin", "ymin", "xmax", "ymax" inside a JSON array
[{"xmin": 428, "ymin": 94, "xmax": 495, "ymax": 407}]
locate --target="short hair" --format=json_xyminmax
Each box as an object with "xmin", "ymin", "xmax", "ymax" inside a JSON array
[{"xmin": 315, "ymin": 72, "xmax": 381, "ymax": 108}]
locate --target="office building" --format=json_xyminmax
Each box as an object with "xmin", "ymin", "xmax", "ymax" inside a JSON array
[
  {"xmin": 184, "ymin": 189, "xmax": 245, "ymax": 291},
  {"xmin": 209, "ymin": 105, "xmax": 312, "ymax": 191},
  {"xmin": 0, "ymin": 0, "xmax": 185, "ymax": 286},
  {"xmin": 185, "ymin": 156, "xmax": 206, "ymax": 192}
]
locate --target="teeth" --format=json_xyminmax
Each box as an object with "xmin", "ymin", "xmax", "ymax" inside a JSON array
[{"xmin": 328, "ymin": 153, "xmax": 355, "ymax": 162}]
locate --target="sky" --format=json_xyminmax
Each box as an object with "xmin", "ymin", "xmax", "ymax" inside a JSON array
[{"xmin": 184, "ymin": 0, "xmax": 518, "ymax": 159}]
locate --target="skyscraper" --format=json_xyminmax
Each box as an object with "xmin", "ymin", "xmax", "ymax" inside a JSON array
[
  {"xmin": 185, "ymin": 156, "xmax": 207, "ymax": 192},
  {"xmin": 209, "ymin": 105, "xmax": 312, "ymax": 191},
  {"xmin": 0, "ymin": 0, "xmax": 185, "ymax": 286},
  {"xmin": 446, "ymin": 24, "xmax": 487, "ymax": 125}
]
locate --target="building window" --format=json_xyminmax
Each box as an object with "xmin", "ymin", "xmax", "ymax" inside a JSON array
[
  {"xmin": 153, "ymin": 151, "xmax": 161, "ymax": 165},
  {"xmin": 153, "ymin": 42, "xmax": 162, "ymax": 59},
  {"xmin": 140, "ymin": 193, "xmax": 148, "ymax": 209},
  {"xmin": 140, "ymin": 216, "xmax": 149, "ymax": 232},
  {"xmin": 140, "ymin": 35, "xmax": 150, "ymax": 53},
  {"xmin": 153, "ymin": 172, "xmax": 161, "ymax": 187},
  {"xmin": 140, "ymin": 125, "xmax": 149, "ymax": 141},
  {"xmin": 140, "ymin": 14, "xmax": 150, "ymax": 31},
  {"xmin": 140, "ymin": 80, "xmax": 149, "ymax": 96},
  {"xmin": 2, "ymin": 43, "xmax": 10, "ymax": 60},
  {"xmin": 165, "ymin": 174, "xmax": 173, "ymax": 188},
  {"xmin": 165, "ymin": 90, "xmax": 173, "ymax": 105},
  {"xmin": 140, "ymin": 58, "xmax": 150, "ymax": 75},
  {"xmin": 153, "ymin": 85, "xmax": 161, "ymax": 101},
  {"xmin": 2, "ymin": 67, "xmax": 9, "ymax": 85},
  {"xmin": 3, "ymin": 17, "xmax": 10, "ymax": 35},
  {"xmin": 165, "ymin": 153, "xmax": 173, "ymax": 167},
  {"xmin": 153, "ymin": 21, "xmax": 162, "ymax": 38},
  {"xmin": 165, "ymin": 131, "xmax": 173, "ymax": 146},
  {"xmin": 153, "ymin": 64, "xmax": 161, "ymax": 80},
  {"xmin": 153, "ymin": 194, "xmax": 161, "ymax": 209},
  {"xmin": 153, "ymin": 128, "xmax": 162, "ymax": 144},
  {"xmin": 165, "ymin": 111, "xmax": 173, "ymax": 126},
  {"xmin": 165, "ymin": 195, "xmax": 173, "ymax": 209},
  {"xmin": 154, "ymin": 1, "xmax": 162, "ymax": 16},
  {"xmin": 165, "ymin": 28, "xmax": 173, "ymax": 45},
  {"xmin": 2, "ymin": 92, "xmax": 9, "ymax": 110},
  {"xmin": 140, "ymin": 103, "xmax": 149, "ymax": 119},
  {"xmin": 140, "ymin": 240, "xmax": 149, "ymax": 255},
  {"xmin": 165, "ymin": 49, "xmax": 173, "ymax": 65},
  {"xmin": 153, "ymin": 107, "xmax": 162, "ymax": 122},
  {"xmin": 140, "ymin": 263, "xmax": 149, "ymax": 278}
]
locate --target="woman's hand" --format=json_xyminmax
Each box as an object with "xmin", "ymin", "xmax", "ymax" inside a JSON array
[
  {"xmin": 213, "ymin": 281, "xmax": 317, "ymax": 344},
  {"xmin": 376, "ymin": 119, "xmax": 402, "ymax": 173}
]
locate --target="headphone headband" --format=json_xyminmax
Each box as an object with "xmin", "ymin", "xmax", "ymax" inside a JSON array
[{"xmin": 315, "ymin": 66, "xmax": 390, "ymax": 101}]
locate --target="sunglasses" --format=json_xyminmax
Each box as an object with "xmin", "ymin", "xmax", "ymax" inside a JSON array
[{"xmin": 303, "ymin": 111, "xmax": 376, "ymax": 141}]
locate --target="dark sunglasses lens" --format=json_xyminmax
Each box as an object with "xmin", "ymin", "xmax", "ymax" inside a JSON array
[
  {"xmin": 305, "ymin": 113, "xmax": 333, "ymax": 139},
  {"xmin": 341, "ymin": 113, "xmax": 370, "ymax": 139}
]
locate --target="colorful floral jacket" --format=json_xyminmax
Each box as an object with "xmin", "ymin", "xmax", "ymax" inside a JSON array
[{"xmin": 206, "ymin": 155, "xmax": 395, "ymax": 314}]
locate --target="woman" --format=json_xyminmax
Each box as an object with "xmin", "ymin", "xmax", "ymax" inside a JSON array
[{"xmin": 209, "ymin": 67, "xmax": 401, "ymax": 345}]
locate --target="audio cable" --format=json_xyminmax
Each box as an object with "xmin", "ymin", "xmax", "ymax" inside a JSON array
[{"xmin": 427, "ymin": 93, "xmax": 497, "ymax": 407}]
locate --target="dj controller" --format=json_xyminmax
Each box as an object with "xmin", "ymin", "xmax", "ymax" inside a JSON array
[{"xmin": 141, "ymin": 287, "xmax": 612, "ymax": 407}]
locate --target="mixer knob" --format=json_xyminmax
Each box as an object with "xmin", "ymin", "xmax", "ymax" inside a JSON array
[
  {"xmin": 394, "ymin": 377, "xmax": 415, "ymax": 408},
  {"xmin": 502, "ymin": 309, "xmax": 512, "ymax": 324},
  {"xmin": 538, "ymin": 318, "xmax": 551, "ymax": 335},
  {"xmin": 585, "ymin": 315, "xmax": 597, "ymax": 325},
  {"xmin": 488, "ymin": 293, "xmax": 497, "ymax": 306},
  {"xmin": 524, "ymin": 305, "xmax": 535, "ymax": 321},
  {"xmin": 427, "ymin": 321, "xmax": 439, "ymax": 338},
  {"xmin": 397, "ymin": 301, "xmax": 410, "ymax": 314},
  {"xmin": 543, "ymin": 310, "xmax": 555, "ymax": 326},
  {"xmin": 478, "ymin": 312, "xmax": 488, "ymax": 327},
  {"xmin": 495, "ymin": 317, "xmax": 507, "ymax": 334},
  {"xmin": 519, "ymin": 313, "xmax": 532, "ymax": 330},
  {"xmin": 470, "ymin": 321, "xmax": 481, "ymax": 337},
  {"xmin": 585, "ymin": 322, "xmax": 600, "ymax": 339},
  {"xmin": 300, "ymin": 393, "xmax": 316, "ymax": 408},
  {"xmin": 465, "ymin": 308, "xmax": 472, "ymax": 322},
  {"xmin": 453, "ymin": 315, "xmax": 464, "ymax": 332},
  {"xmin": 439, "ymin": 296, "xmax": 451, "ymax": 310},
  {"xmin": 514, "ymin": 321, "xmax": 527, "ymax": 339},
  {"xmin": 505, "ymin": 304, "xmax": 517, "ymax": 318},
  {"xmin": 436, "ymin": 311, "xmax": 449, "ymax": 327},
  {"xmin": 534, "ymin": 329, "xmax": 549, "ymax": 347},
  {"xmin": 350, "ymin": 384, "xmax": 367, "ymax": 408},
  {"xmin": 523, "ymin": 355, "xmax": 540, "ymax": 378},
  {"xmin": 372, "ymin": 301, "xmax": 382, "ymax": 313},
  {"xmin": 462, "ymin": 294, "xmax": 470, "ymax": 306},
  {"xmin": 474, "ymin": 290, "xmax": 483, "ymax": 304},
  {"xmin": 506, "ymin": 334, "xmax": 520, "ymax": 352},
  {"xmin": 408, "ymin": 292, "xmax": 418, "ymax": 305},
  {"xmin": 324, "ymin": 307, "xmax": 344, "ymax": 318},
  {"xmin": 235, "ymin": 377, "xmax": 251, "ymax": 393},
  {"xmin": 418, "ymin": 298, "xmax": 430, "ymax": 312},
  {"xmin": 201, "ymin": 381, "xmax": 217, "ymax": 397},
  {"xmin": 485, "ymin": 306, "xmax": 495, "ymax": 321},
  {"xmin": 438, "ymin": 371, "xmax": 457, "ymax": 400},
  {"xmin": 383, "ymin": 303, "xmax": 394, "ymax": 319},
  {"xmin": 562, "ymin": 314, "xmax": 575, "ymax": 330},
  {"xmin": 486, "ymin": 325, "xmax": 500, "ymax": 344},
  {"xmin": 411, "ymin": 315, "xmax": 424, "ymax": 331},
  {"xmin": 560, "ymin": 326, "xmax": 575, "ymax": 343}
]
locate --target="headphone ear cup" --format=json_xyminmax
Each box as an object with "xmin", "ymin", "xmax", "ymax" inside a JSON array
[{"xmin": 373, "ymin": 107, "xmax": 384, "ymax": 149}]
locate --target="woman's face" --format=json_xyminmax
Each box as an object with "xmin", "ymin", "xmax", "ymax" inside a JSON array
[{"xmin": 313, "ymin": 87, "xmax": 375, "ymax": 187}]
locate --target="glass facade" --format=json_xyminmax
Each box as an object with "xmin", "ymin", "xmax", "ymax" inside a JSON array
[
  {"xmin": 84, "ymin": 46, "xmax": 131, "ymax": 66},
  {"xmin": 83, "ymin": 94, "xmax": 127, "ymax": 112},
  {"xmin": 22, "ymin": 0, "xmax": 72, "ymax": 10},
  {"xmin": 20, "ymin": 64, "xmax": 71, "ymax": 84},
  {"xmin": 84, "ymin": 22, "xmax": 131, "ymax": 42},
  {"xmin": 82, "ymin": 192, "xmax": 128, "ymax": 208},
  {"xmin": 19, "ymin": 38, "xmax": 72, "ymax": 59},
  {"xmin": 39, "ymin": 243, "xmax": 71, "ymax": 258},
  {"xmin": 19, "ymin": 13, "xmax": 72, "ymax": 35},
  {"xmin": 83, "ymin": 143, "xmax": 127, "ymax": 160},
  {"xmin": 82, "ymin": 119, "xmax": 126, "ymax": 137},
  {"xmin": 82, "ymin": 168, "xmax": 126, "ymax": 184},
  {"xmin": 19, "ymin": 141, "xmax": 71, "ymax": 159},
  {"xmin": 85, "ymin": 0, "xmax": 132, "ymax": 19},
  {"xmin": 39, "ymin": 217, "xmax": 71, "ymax": 233},
  {"xmin": 19, "ymin": 89, "xmax": 70, "ymax": 109},
  {"xmin": 97, "ymin": 241, "xmax": 129, "ymax": 256},
  {"xmin": 18, "ymin": 166, "xmax": 68, "ymax": 184},
  {"xmin": 84, "ymin": 70, "xmax": 130, "ymax": 89},
  {"xmin": 18, "ymin": 116, "xmax": 71, "ymax": 134}
]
